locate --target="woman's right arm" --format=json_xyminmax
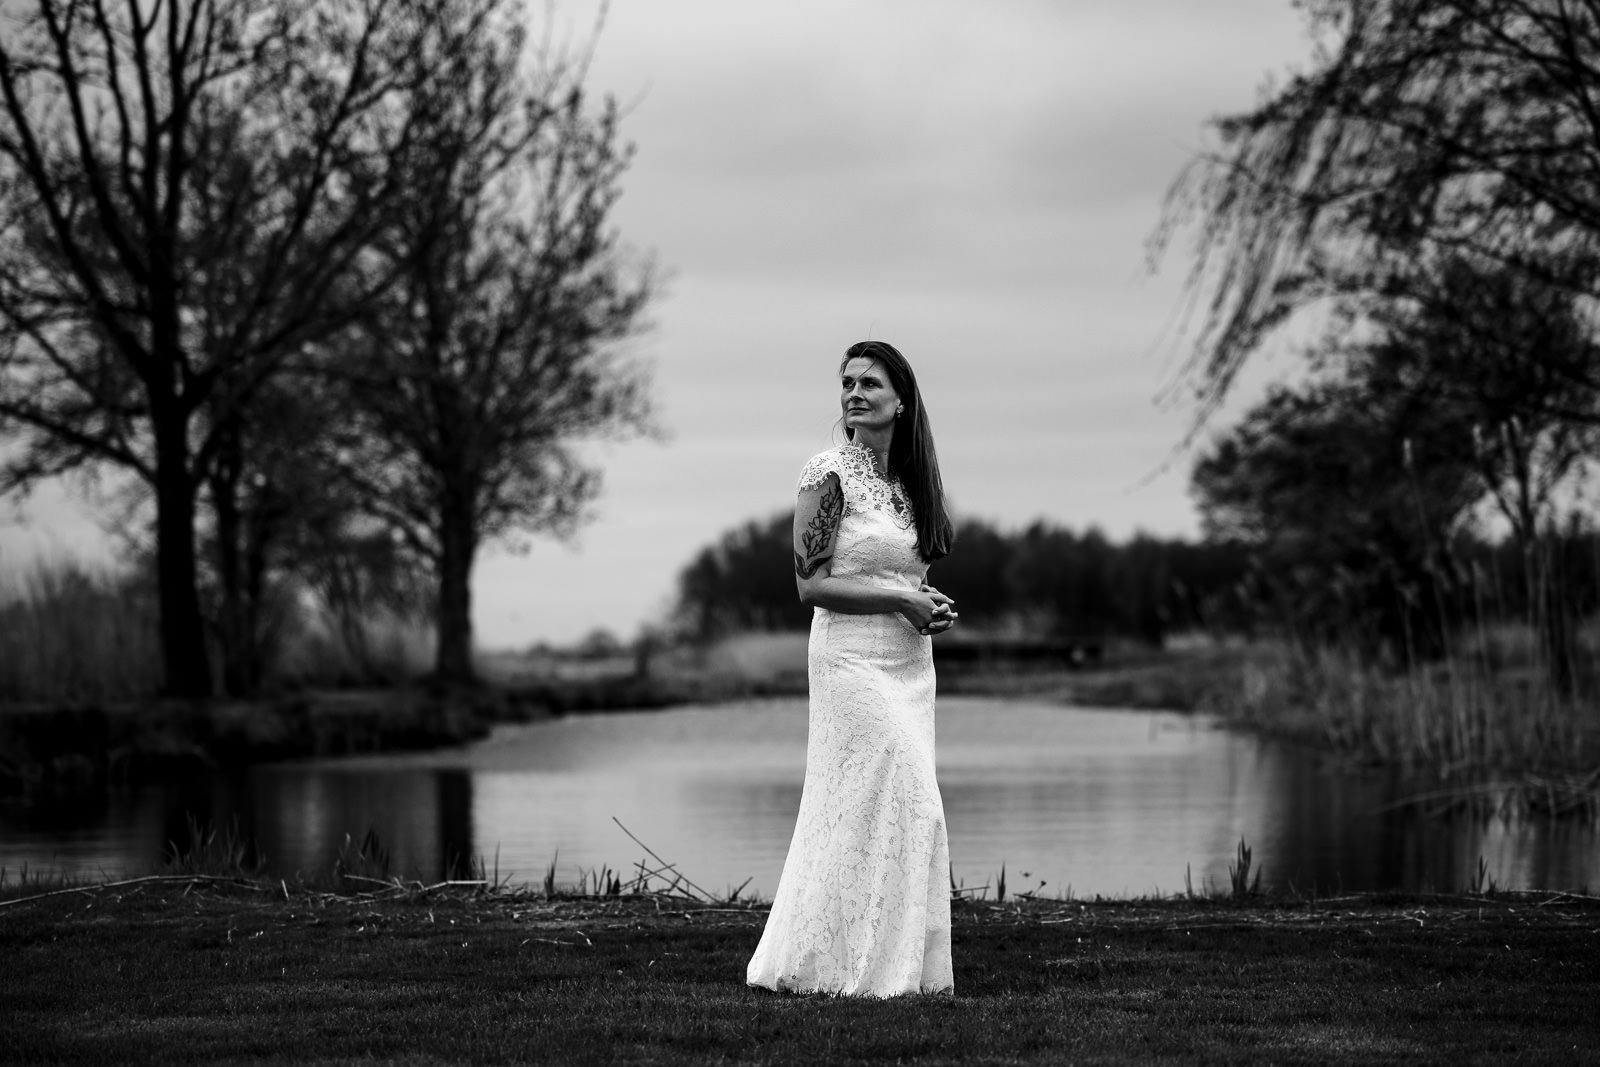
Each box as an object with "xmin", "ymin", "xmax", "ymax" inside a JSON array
[{"xmin": 792, "ymin": 473, "xmax": 946, "ymax": 628}]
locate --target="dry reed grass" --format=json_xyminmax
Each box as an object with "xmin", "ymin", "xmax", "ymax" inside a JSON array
[
  {"xmin": 0, "ymin": 559, "xmax": 162, "ymax": 703},
  {"xmin": 1, "ymin": 557, "xmax": 438, "ymax": 702},
  {"xmin": 1210, "ymin": 636, "xmax": 1600, "ymax": 808},
  {"xmin": 270, "ymin": 607, "xmax": 435, "ymax": 688},
  {"xmin": 698, "ymin": 631, "xmax": 809, "ymax": 681}
]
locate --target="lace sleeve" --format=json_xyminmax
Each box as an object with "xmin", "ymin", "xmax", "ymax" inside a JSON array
[{"xmin": 797, "ymin": 449, "xmax": 842, "ymax": 493}]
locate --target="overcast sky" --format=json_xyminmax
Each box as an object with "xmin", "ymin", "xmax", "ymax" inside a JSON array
[{"xmin": 0, "ymin": 0, "xmax": 1316, "ymax": 648}]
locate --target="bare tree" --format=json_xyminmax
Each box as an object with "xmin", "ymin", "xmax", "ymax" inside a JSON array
[
  {"xmin": 326, "ymin": 9, "xmax": 654, "ymax": 686},
  {"xmin": 0, "ymin": 0, "xmax": 493, "ymax": 696}
]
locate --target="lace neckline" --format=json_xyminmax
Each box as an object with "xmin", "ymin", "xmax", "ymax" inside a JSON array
[
  {"xmin": 843, "ymin": 440, "xmax": 892, "ymax": 479},
  {"xmin": 837, "ymin": 441, "xmax": 912, "ymax": 529}
]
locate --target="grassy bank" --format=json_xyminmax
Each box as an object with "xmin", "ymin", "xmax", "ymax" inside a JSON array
[
  {"xmin": 0, "ymin": 689, "xmax": 516, "ymax": 797},
  {"xmin": 0, "ymin": 575, "xmax": 807, "ymax": 796},
  {"xmin": 1, "ymin": 879, "xmax": 1596, "ymax": 1066},
  {"xmin": 936, "ymin": 643, "xmax": 1246, "ymax": 711}
]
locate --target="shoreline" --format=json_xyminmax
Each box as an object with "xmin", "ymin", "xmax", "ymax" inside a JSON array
[
  {"xmin": 4, "ymin": 646, "xmax": 1597, "ymax": 809},
  {"xmin": 0, "ymin": 649, "xmax": 1201, "ymax": 797},
  {"xmin": 0, "ymin": 669, "xmax": 815, "ymax": 797}
]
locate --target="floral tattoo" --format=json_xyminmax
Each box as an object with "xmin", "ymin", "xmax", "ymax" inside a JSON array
[{"xmin": 794, "ymin": 481, "xmax": 844, "ymax": 578}]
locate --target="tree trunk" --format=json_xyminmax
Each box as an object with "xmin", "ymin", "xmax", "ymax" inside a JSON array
[
  {"xmin": 243, "ymin": 500, "xmax": 273, "ymax": 694},
  {"xmin": 211, "ymin": 419, "xmax": 250, "ymax": 697},
  {"xmin": 434, "ymin": 495, "xmax": 478, "ymax": 686},
  {"xmin": 155, "ymin": 418, "xmax": 213, "ymax": 699}
]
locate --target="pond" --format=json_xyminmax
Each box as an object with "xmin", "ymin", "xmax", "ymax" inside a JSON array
[{"xmin": 3, "ymin": 697, "xmax": 1597, "ymax": 899}]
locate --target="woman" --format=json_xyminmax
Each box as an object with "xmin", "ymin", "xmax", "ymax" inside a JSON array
[{"xmin": 746, "ymin": 340, "xmax": 958, "ymax": 997}]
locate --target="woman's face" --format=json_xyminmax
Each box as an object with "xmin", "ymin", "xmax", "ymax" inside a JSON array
[{"xmin": 840, "ymin": 357, "xmax": 901, "ymax": 437}]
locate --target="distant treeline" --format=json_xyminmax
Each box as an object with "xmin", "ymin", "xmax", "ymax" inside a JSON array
[
  {"xmin": 675, "ymin": 515, "xmax": 1253, "ymax": 645},
  {"xmin": 675, "ymin": 511, "xmax": 1600, "ymax": 658}
]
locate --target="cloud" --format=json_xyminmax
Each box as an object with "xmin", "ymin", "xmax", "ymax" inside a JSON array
[{"xmin": 4, "ymin": 1, "xmax": 1318, "ymax": 645}]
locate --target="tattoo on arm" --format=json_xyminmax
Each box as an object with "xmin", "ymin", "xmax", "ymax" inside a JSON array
[{"xmin": 794, "ymin": 481, "xmax": 844, "ymax": 578}]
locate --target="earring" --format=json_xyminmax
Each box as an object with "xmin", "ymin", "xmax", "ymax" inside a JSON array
[{"xmin": 895, "ymin": 406, "xmax": 904, "ymax": 417}]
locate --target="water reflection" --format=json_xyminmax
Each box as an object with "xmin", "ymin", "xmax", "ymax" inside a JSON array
[
  {"xmin": 247, "ymin": 768, "xmax": 477, "ymax": 878},
  {"xmin": 1, "ymin": 697, "xmax": 1595, "ymax": 897}
]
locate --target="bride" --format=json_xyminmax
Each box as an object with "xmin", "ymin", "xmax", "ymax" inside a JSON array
[{"xmin": 746, "ymin": 340, "xmax": 958, "ymax": 997}]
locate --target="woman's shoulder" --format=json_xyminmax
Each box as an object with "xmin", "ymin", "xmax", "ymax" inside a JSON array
[{"xmin": 797, "ymin": 443, "xmax": 870, "ymax": 492}]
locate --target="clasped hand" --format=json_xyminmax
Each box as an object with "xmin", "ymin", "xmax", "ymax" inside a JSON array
[{"xmin": 904, "ymin": 583, "xmax": 958, "ymax": 636}]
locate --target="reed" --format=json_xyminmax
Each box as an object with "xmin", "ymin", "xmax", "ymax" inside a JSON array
[
  {"xmin": 578, "ymin": 865, "xmax": 623, "ymax": 897},
  {"xmin": 0, "ymin": 556, "xmax": 439, "ymax": 703},
  {"xmin": 0, "ymin": 559, "xmax": 162, "ymax": 703},
  {"xmin": 1468, "ymin": 855, "xmax": 1499, "ymax": 896},
  {"xmin": 161, "ymin": 815, "xmax": 259, "ymax": 878},
  {"xmin": 1228, "ymin": 838, "xmax": 1261, "ymax": 900},
  {"xmin": 333, "ymin": 827, "xmax": 393, "ymax": 884},
  {"xmin": 271, "ymin": 609, "xmax": 435, "ymax": 689},
  {"xmin": 1208, "ymin": 638, "xmax": 1600, "ymax": 799}
]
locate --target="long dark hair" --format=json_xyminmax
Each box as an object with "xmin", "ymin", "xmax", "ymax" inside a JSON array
[{"xmin": 839, "ymin": 340, "xmax": 954, "ymax": 562}]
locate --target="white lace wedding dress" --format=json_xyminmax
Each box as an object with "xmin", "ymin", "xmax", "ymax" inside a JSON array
[{"xmin": 746, "ymin": 442, "xmax": 953, "ymax": 997}]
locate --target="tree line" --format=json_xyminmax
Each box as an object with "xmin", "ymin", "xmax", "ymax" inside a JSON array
[
  {"xmin": 675, "ymin": 514, "xmax": 1255, "ymax": 646},
  {"xmin": 672, "ymin": 501, "xmax": 1593, "ymax": 660},
  {"xmin": 0, "ymin": 0, "xmax": 653, "ymax": 696},
  {"xmin": 1156, "ymin": 0, "xmax": 1600, "ymax": 695}
]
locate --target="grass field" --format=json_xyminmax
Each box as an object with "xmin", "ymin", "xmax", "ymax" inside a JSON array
[{"xmin": 2, "ymin": 882, "xmax": 1597, "ymax": 1065}]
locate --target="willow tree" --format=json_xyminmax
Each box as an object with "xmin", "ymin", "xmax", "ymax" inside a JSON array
[
  {"xmin": 1158, "ymin": 0, "xmax": 1600, "ymax": 410},
  {"xmin": 1160, "ymin": 0, "xmax": 1600, "ymax": 689},
  {"xmin": 325, "ymin": 7, "xmax": 654, "ymax": 686},
  {"xmin": 0, "ymin": 0, "xmax": 489, "ymax": 696}
]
